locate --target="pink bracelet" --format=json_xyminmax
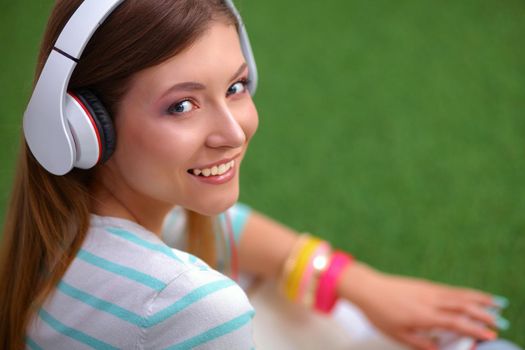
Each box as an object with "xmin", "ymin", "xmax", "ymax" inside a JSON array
[
  {"xmin": 314, "ymin": 251, "xmax": 353, "ymax": 313},
  {"xmin": 297, "ymin": 242, "xmax": 331, "ymax": 303}
]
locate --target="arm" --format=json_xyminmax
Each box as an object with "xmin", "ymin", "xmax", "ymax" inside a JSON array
[
  {"xmin": 236, "ymin": 208, "xmax": 502, "ymax": 350},
  {"xmin": 236, "ymin": 210, "xmax": 297, "ymax": 279}
]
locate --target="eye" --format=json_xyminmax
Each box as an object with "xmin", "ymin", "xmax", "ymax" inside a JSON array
[
  {"xmin": 227, "ymin": 78, "xmax": 249, "ymax": 96},
  {"xmin": 167, "ymin": 100, "xmax": 196, "ymax": 115}
]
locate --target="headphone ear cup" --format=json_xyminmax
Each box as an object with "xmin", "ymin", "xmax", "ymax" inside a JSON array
[{"xmin": 71, "ymin": 89, "xmax": 116, "ymax": 163}]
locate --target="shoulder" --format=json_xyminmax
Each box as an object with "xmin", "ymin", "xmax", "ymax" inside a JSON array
[
  {"xmin": 84, "ymin": 215, "xmax": 256, "ymax": 348},
  {"xmin": 142, "ymin": 267, "xmax": 255, "ymax": 349},
  {"xmin": 28, "ymin": 215, "xmax": 254, "ymax": 349},
  {"xmin": 80, "ymin": 215, "xmax": 201, "ymax": 281}
]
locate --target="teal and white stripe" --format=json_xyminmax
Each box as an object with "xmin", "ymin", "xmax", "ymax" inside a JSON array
[
  {"xmin": 77, "ymin": 249, "xmax": 167, "ymax": 290},
  {"xmin": 26, "ymin": 214, "xmax": 255, "ymax": 349},
  {"xmin": 164, "ymin": 310, "xmax": 255, "ymax": 350},
  {"xmin": 105, "ymin": 226, "xmax": 185, "ymax": 263},
  {"xmin": 57, "ymin": 281, "xmax": 145, "ymax": 326},
  {"xmin": 38, "ymin": 309, "xmax": 119, "ymax": 350},
  {"xmin": 26, "ymin": 337, "xmax": 43, "ymax": 350}
]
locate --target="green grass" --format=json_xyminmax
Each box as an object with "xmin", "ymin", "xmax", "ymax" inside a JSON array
[{"xmin": 1, "ymin": 0, "xmax": 524, "ymax": 346}]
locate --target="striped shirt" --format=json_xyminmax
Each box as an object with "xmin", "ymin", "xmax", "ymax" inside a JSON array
[
  {"xmin": 161, "ymin": 203, "xmax": 252, "ymax": 282},
  {"xmin": 26, "ymin": 210, "xmax": 256, "ymax": 349}
]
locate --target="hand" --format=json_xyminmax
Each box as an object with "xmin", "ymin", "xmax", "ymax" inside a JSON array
[{"xmin": 337, "ymin": 263, "xmax": 498, "ymax": 350}]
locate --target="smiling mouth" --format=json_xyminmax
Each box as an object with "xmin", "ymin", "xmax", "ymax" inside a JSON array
[{"xmin": 188, "ymin": 160, "xmax": 235, "ymax": 177}]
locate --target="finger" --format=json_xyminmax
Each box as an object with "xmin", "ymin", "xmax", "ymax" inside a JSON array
[
  {"xmin": 444, "ymin": 287, "xmax": 494, "ymax": 306},
  {"xmin": 432, "ymin": 314, "xmax": 498, "ymax": 341},
  {"xmin": 438, "ymin": 300, "xmax": 495, "ymax": 327},
  {"xmin": 392, "ymin": 330, "xmax": 437, "ymax": 350}
]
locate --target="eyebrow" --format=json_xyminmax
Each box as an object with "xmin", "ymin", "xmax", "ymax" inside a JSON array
[{"xmin": 162, "ymin": 62, "xmax": 248, "ymax": 95}]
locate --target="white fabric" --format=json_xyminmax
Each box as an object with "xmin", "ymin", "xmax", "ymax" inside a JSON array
[{"xmin": 26, "ymin": 215, "xmax": 256, "ymax": 350}]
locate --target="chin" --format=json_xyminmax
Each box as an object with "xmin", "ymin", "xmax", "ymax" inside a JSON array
[{"xmin": 187, "ymin": 191, "xmax": 239, "ymax": 216}]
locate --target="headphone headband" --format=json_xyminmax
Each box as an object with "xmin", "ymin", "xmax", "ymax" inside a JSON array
[
  {"xmin": 23, "ymin": 0, "xmax": 257, "ymax": 176},
  {"xmin": 56, "ymin": 0, "xmax": 125, "ymax": 60}
]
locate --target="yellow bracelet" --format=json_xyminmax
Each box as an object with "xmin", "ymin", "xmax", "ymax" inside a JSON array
[
  {"xmin": 279, "ymin": 234, "xmax": 309, "ymax": 296},
  {"xmin": 285, "ymin": 237, "xmax": 322, "ymax": 301}
]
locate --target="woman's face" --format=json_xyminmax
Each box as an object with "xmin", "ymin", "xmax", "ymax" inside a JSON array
[{"xmin": 105, "ymin": 22, "xmax": 258, "ymax": 216}]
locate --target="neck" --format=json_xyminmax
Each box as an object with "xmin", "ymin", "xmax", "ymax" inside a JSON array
[{"xmin": 89, "ymin": 171, "xmax": 173, "ymax": 236}]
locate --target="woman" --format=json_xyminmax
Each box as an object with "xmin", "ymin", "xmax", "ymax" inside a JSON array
[{"xmin": 0, "ymin": 0, "xmax": 513, "ymax": 349}]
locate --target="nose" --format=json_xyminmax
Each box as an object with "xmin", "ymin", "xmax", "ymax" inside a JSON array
[{"xmin": 205, "ymin": 104, "xmax": 246, "ymax": 149}]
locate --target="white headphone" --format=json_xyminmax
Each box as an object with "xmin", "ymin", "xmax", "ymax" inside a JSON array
[{"xmin": 23, "ymin": 0, "xmax": 258, "ymax": 176}]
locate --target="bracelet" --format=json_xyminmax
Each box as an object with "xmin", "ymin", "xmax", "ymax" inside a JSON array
[
  {"xmin": 287, "ymin": 237, "xmax": 322, "ymax": 301},
  {"xmin": 299, "ymin": 242, "xmax": 332, "ymax": 307},
  {"xmin": 285, "ymin": 235, "xmax": 321, "ymax": 301},
  {"xmin": 315, "ymin": 251, "xmax": 353, "ymax": 313},
  {"xmin": 279, "ymin": 234, "xmax": 309, "ymax": 296},
  {"xmin": 285, "ymin": 237, "xmax": 322, "ymax": 301}
]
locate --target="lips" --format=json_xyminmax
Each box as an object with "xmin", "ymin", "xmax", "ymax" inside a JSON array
[
  {"xmin": 188, "ymin": 159, "xmax": 235, "ymax": 177},
  {"xmin": 187, "ymin": 153, "xmax": 240, "ymax": 177},
  {"xmin": 188, "ymin": 159, "xmax": 237, "ymax": 185}
]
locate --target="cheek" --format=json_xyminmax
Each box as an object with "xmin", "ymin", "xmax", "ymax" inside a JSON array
[
  {"xmin": 120, "ymin": 117, "xmax": 201, "ymax": 163},
  {"xmin": 240, "ymin": 101, "xmax": 259, "ymax": 141},
  {"xmin": 113, "ymin": 120, "xmax": 203, "ymax": 198}
]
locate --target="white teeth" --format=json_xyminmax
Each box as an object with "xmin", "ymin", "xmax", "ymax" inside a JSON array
[{"xmin": 192, "ymin": 159, "xmax": 236, "ymax": 177}]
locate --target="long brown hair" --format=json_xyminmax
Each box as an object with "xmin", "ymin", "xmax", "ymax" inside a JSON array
[{"xmin": 0, "ymin": 1, "xmax": 237, "ymax": 348}]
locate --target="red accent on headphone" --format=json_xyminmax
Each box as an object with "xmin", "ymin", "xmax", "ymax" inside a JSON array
[{"xmin": 69, "ymin": 92, "xmax": 103, "ymax": 164}]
